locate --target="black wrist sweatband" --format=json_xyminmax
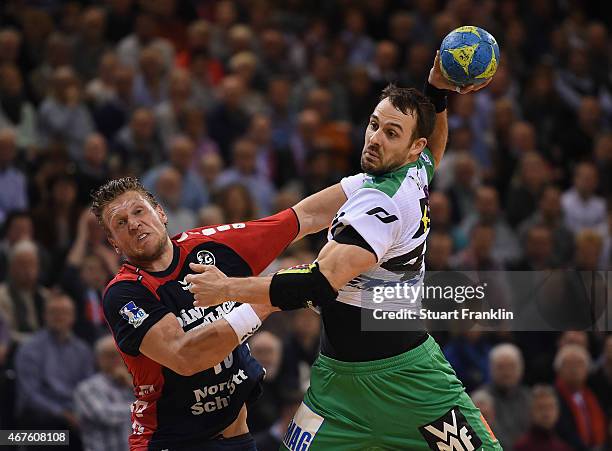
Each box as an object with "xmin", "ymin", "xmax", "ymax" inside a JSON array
[{"xmin": 423, "ymin": 80, "xmax": 448, "ymax": 113}]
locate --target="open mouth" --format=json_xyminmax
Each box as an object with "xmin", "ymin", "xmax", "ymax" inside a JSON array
[{"xmin": 137, "ymin": 233, "xmax": 149, "ymax": 242}]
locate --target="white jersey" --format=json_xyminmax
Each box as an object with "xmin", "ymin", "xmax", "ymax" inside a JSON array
[{"xmin": 327, "ymin": 148, "xmax": 435, "ymax": 311}]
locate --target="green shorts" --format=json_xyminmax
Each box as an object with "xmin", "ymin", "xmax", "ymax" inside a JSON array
[{"xmin": 280, "ymin": 335, "xmax": 502, "ymax": 450}]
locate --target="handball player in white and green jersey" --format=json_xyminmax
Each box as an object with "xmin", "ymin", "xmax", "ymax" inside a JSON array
[{"xmin": 187, "ymin": 54, "xmax": 502, "ymax": 450}]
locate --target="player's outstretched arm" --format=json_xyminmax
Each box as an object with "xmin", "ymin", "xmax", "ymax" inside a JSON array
[
  {"xmin": 425, "ymin": 51, "xmax": 492, "ymax": 168},
  {"xmin": 291, "ymin": 183, "xmax": 347, "ymax": 241},
  {"xmin": 139, "ymin": 304, "xmax": 274, "ymax": 376},
  {"xmin": 187, "ymin": 240, "xmax": 375, "ymax": 310}
]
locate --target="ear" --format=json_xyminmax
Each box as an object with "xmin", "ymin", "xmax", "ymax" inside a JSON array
[
  {"xmin": 408, "ymin": 137, "xmax": 427, "ymax": 159},
  {"xmin": 107, "ymin": 235, "xmax": 119, "ymax": 253}
]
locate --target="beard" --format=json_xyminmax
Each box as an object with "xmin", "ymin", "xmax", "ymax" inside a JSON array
[
  {"xmin": 360, "ymin": 150, "xmax": 404, "ymax": 176},
  {"xmin": 129, "ymin": 234, "xmax": 169, "ymax": 266}
]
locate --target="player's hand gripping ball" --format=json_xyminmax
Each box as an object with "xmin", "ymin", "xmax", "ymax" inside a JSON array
[{"xmin": 439, "ymin": 26, "xmax": 500, "ymax": 87}]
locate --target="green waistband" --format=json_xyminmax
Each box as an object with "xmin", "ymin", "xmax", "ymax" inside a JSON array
[{"xmin": 316, "ymin": 334, "xmax": 437, "ymax": 375}]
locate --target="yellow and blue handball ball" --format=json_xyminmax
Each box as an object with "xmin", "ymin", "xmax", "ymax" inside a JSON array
[{"xmin": 439, "ymin": 26, "xmax": 500, "ymax": 87}]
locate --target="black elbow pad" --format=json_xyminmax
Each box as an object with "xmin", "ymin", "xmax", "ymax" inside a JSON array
[{"xmin": 269, "ymin": 262, "xmax": 337, "ymax": 310}]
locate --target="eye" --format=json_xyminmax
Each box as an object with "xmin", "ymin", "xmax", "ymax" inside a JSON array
[
  {"xmin": 135, "ymin": 208, "xmax": 143, "ymax": 215},
  {"xmin": 387, "ymin": 130, "xmax": 397, "ymax": 138},
  {"xmin": 369, "ymin": 121, "xmax": 378, "ymax": 130},
  {"xmin": 117, "ymin": 219, "xmax": 126, "ymax": 226}
]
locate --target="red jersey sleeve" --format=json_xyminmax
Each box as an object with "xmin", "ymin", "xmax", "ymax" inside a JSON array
[
  {"xmin": 225, "ymin": 208, "xmax": 299, "ymax": 275},
  {"xmin": 174, "ymin": 208, "xmax": 299, "ymax": 276}
]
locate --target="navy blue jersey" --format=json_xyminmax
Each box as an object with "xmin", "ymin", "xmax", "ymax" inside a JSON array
[{"xmin": 102, "ymin": 209, "xmax": 299, "ymax": 451}]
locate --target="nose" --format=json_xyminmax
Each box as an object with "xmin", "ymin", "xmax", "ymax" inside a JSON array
[
  {"xmin": 369, "ymin": 128, "xmax": 383, "ymax": 146},
  {"xmin": 128, "ymin": 215, "xmax": 141, "ymax": 232}
]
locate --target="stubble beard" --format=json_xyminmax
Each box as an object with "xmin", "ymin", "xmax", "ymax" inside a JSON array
[{"xmin": 129, "ymin": 234, "xmax": 168, "ymax": 267}]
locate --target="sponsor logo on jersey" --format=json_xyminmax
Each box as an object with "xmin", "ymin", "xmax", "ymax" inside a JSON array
[
  {"xmin": 190, "ymin": 368, "xmax": 248, "ymax": 415},
  {"xmin": 419, "ymin": 407, "xmax": 482, "ymax": 451},
  {"xmin": 119, "ymin": 301, "xmax": 149, "ymax": 328},
  {"xmin": 283, "ymin": 402, "xmax": 324, "ymax": 451},
  {"xmin": 366, "ymin": 206, "xmax": 399, "ymax": 224},
  {"xmin": 196, "ymin": 250, "xmax": 215, "ymax": 265},
  {"xmin": 176, "ymin": 223, "xmax": 245, "ymax": 242}
]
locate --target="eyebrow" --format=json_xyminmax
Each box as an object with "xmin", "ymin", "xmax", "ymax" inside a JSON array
[{"xmin": 370, "ymin": 114, "xmax": 404, "ymax": 132}]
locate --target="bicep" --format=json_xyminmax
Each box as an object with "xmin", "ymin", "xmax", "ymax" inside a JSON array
[
  {"xmin": 292, "ymin": 183, "xmax": 348, "ymax": 241},
  {"xmin": 317, "ymin": 240, "xmax": 377, "ymax": 290}
]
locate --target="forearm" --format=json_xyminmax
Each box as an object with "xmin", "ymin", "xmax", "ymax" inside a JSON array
[
  {"xmin": 177, "ymin": 319, "xmax": 239, "ymax": 375},
  {"xmin": 428, "ymin": 110, "xmax": 448, "ymax": 168},
  {"xmin": 225, "ymin": 276, "xmax": 273, "ymax": 306}
]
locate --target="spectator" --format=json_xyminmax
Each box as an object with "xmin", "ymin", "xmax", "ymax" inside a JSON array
[
  {"xmin": 443, "ymin": 330, "xmax": 491, "ymax": 392},
  {"xmin": 61, "ymin": 211, "xmax": 116, "ymax": 344},
  {"xmin": 291, "ymin": 53, "xmax": 349, "ymax": 121},
  {"xmin": 73, "ymin": 7, "xmax": 108, "ymax": 81},
  {"xmin": 217, "ymin": 183, "xmax": 258, "ymax": 223},
  {"xmin": 197, "ymin": 205, "xmax": 224, "ymax": 227},
  {"xmin": 561, "ymin": 162, "xmax": 607, "ymax": 235},
  {"xmin": 446, "ymin": 153, "xmax": 479, "ymax": 225},
  {"xmin": 254, "ymin": 389, "xmax": 303, "ymax": 451},
  {"xmin": 0, "ymin": 64, "xmax": 38, "ymax": 150},
  {"xmin": 265, "ymin": 77, "xmax": 294, "ymax": 150},
  {"xmin": 514, "ymin": 385, "xmax": 572, "ymax": 451},
  {"xmin": 0, "ymin": 211, "xmax": 36, "ymax": 281},
  {"xmin": 114, "ymin": 108, "xmax": 164, "ymax": 176},
  {"xmin": 482, "ymin": 343, "xmax": 531, "ymax": 450},
  {"xmin": 92, "ymin": 64, "xmax": 135, "ymax": 140},
  {"xmin": 142, "ymin": 135, "xmax": 209, "ymax": 212},
  {"xmin": 198, "ymin": 152, "xmax": 224, "ymax": 197},
  {"xmin": 279, "ymin": 309, "xmax": 321, "ymax": 393},
  {"xmin": 452, "ymin": 223, "xmax": 503, "ymax": 270},
  {"xmin": 75, "ymin": 133, "xmax": 111, "ymax": 206},
  {"xmin": 216, "ymin": 138, "xmax": 276, "ymax": 215},
  {"xmin": 554, "ymin": 344, "xmax": 607, "ymax": 451},
  {"xmin": 574, "ymin": 229, "xmax": 605, "ymax": 271},
  {"xmin": 0, "ymin": 240, "xmax": 48, "ymax": 343},
  {"xmin": 155, "ymin": 68, "xmax": 195, "ymax": 149},
  {"xmin": 518, "ymin": 185, "xmax": 574, "ymax": 266},
  {"xmin": 289, "ymin": 109, "xmax": 322, "ymax": 178},
  {"xmin": 32, "ymin": 173, "xmax": 81, "ymax": 275},
  {"xmin": 0, "ymin": 129, "xmax": 28, "ymax": 224},
  {"xmin": 470, "ymin": 389, "xmax": 497, "ymax": 438},
  {"xmin": 85, "ymin": 51, "xmax": 119, "ymax": 106},
  {"xmin": 505, "ymin": 151, "xmax": 550, "ymax": 227},
  {"xmin": 74, "ymin": 335, "xmax": 133, "ymax": 451},
  {"xmin": 154, "ymin": 166, "xmax": 196, "ymax": 236},
  {"xmin": 132, "ymin": 44, "xmax": 168, "ymax": 108},
  {"xmin": 29, "ymin": 32, "xmax": 73, "ymax": 104},
  {"xmin": 228, "ymin": 51, "xmax": 267, "ymax": 115},
  {"xmin": 246, "ymin": 113, "xmax": 296, "ymax": 188},
  {"xmin": 459, "ymin": 186, "xmax": 520, "ymax": 265},
  {"xmin": 247, "ymin": 331, "xmax": 283, "ymax": 434},
  {"xmin": 181, "ymin": 106, "xmax": 220, "ymax": 167},
  {"xmin": 425, "ymin": 231, "xmax": 453, "ymax": 271},
  {"xmin": 556, "ymin": 97, "xmax": 606, "ymax": 178},
  {"xmin": 511, "ymin": 226, "xmax": 555, "ymax": 270},
  {"xmin": 15, "ymin": 292, "xmax": 94, "ymax": 451},
  {"xmin": 428, "ymin": 191, "xmax": 468, "ymax": 251},
  {"xmin": 116, "ymin": 12, "xmax": 174, "ymax": 71},
  {"xmin": 207, "ymin": 75, "xmax": 250, "ymax": 160},
  {"xmin": 37, "ymin": 66, "xmax": 95, "ymax": 161},
  {"xmin": 589, "ymin": 335, "xmax": 612, "ymax": 417}
]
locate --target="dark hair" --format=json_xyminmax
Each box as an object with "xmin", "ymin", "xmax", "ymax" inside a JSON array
[
  {"xmin": 91, "ymin": 177, "xmax": 158, "ymax": 227},
  {"xmin": 380, "ymin": 84, "xmax": 436, "ymax": 141}
]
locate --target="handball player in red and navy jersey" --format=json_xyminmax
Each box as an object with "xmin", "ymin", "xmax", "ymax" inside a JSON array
[{"xmin": 91, "ymin": 177, "xmax": 346, "ymax": 451}]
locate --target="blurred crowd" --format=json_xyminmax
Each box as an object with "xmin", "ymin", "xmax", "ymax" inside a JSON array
[{"xmin": 0, "ymin": 0, "xmax": 610, "ymax": 450}]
